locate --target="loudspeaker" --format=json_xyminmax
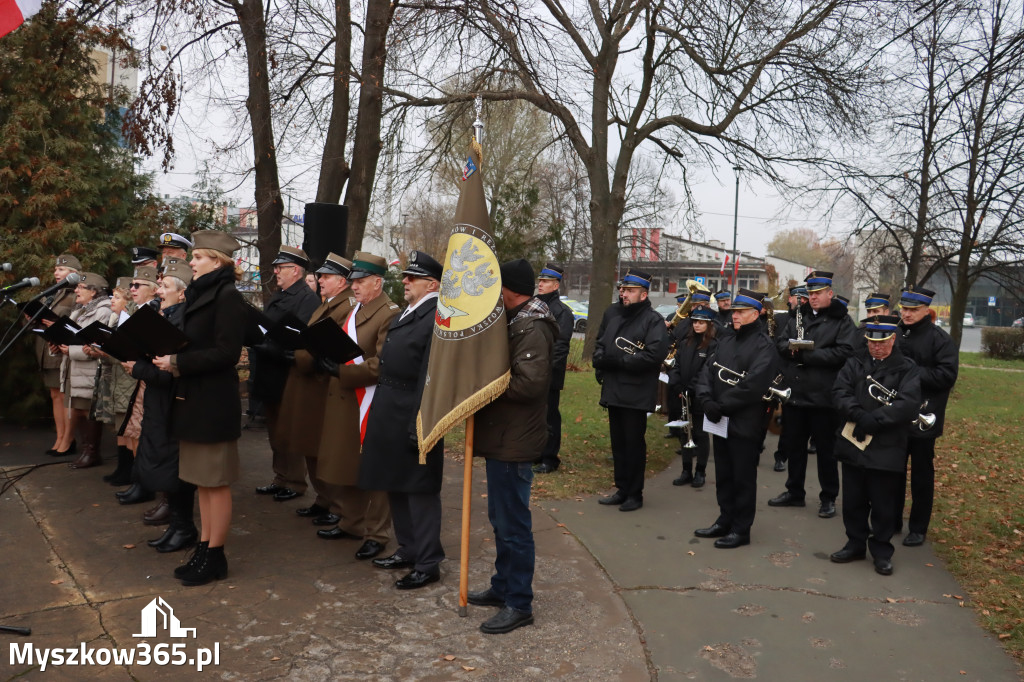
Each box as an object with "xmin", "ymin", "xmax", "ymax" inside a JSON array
[{"xmin": 302, "ymin": 203, "xmax": 348, "ymax": 268}]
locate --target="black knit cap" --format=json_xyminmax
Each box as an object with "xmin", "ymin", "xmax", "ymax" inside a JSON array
[{"xmin": 500, "ymin": 259, "xmax": 535, "ymax": 296}]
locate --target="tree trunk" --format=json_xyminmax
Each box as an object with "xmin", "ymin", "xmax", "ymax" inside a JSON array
[
  {"xmin": 236, "ymin": 0, "xmax": 283, "ymax": 303},
  {"xmin": 343, "ymin": 0, "xmax": 394, "ymax": 256},
  {"xmin": 314, "ymin": 0, "xmax": 352, "ymax": 204}
]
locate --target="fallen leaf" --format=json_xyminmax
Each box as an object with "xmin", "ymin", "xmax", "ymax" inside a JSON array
[
  {"xmin": 687, "ymin": 551, "xmax": 695, "ymax": 556},
  {"xmin": 886, "ymin": 597, "xmax": 897, "ymax": 603},
  {"xmin": 556, "ymin": 523, "xmax": 566, "ymax": 527},
  {"xmin": 92, "ymin": 504, "xmax": 100, "ymax": 507},
  {"xmin": 123, "ymin": 544, "xmax": 135, "ymax": 549},
  {"xmin": 442, "ymin": 655, "xmax": 456, "ymax": 661},
  {"xmin": 925, "ymin": 563, "xmax": 934, "ymax": 567},
  {"xmin": 50, "ymin": 579, "xmax": 64, "ymax": 585},
  {"xmin": 462, "ymin": 666, "xmax": 476, "ymax": 671},
  {"xmin": 270, "ymin": 656, "xmax": 281, "ymax": 661},
  {"xmin": 999, "ymin": 634, "xmax": 1011, "ymax": 640}
]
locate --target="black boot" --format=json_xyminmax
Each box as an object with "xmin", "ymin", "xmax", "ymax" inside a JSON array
[
  {"xmin": 692, "ymin": 468, "xmax": 706, "ymax": 488},
  {"xmin": 104, "ymin": 446, "xmax": 134, "ymax": 485},
  {"xmin": 174, "ymin": 541, "xmax": 208, "ymax": 578},
  {"xmin": 156, "ymin": 486, "xmax": 198, "ymax": 553},
  {"xmin": 673, "ymin": 463, "xmax": 693, "ymax": 487},
  {"xmin": 180, "ymin": 545, "xmax": 228, "ymax": 586},
  {"xmin": 117, "ymin": 483, "xmax": 154, "ymax": 505}
]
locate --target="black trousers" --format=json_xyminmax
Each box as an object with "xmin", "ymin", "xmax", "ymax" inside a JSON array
[
  {"xmin": 711, "ymin": 435, "xmax": 759, "ymax": 535},
  {"xmin": 538, "ymin": 385, "xmax": 563, "ymax": 468},
  {"xmin": 389, "ymin": 490, "xmax": 444, "ymax": 573},
  {"xmin": 840, "ymin": 463, "xmax": 903, "ymax": 561},
  {"xmin": 608, "ymin": 406, "xmax": 648, "ymax": 499},
  {"xmin": 781, "ymin": 405, "xmax": 840, "ymax": 503},
  {"xmin": 666, "ymin": 384, "xmax": 683, "ymax": 428},
  {"xmin": 902, "ymin": 438, "xmax": 937, "ymax": 535}
]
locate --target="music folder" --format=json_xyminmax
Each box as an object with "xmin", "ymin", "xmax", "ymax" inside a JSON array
[
  {"xmin": 249, "ymin": 310, "xmax": 364, "ymax": 364},
  {"xmin": 39, "ymin": 316, "xmax": 84, "ymax": 346},
  {"xmin": 19, "ymin": 299, "xmax": 61, "ymax": 330},
  {"xmin": 99, "ymin": 304, "xmax": 189, "ymax": 361}
]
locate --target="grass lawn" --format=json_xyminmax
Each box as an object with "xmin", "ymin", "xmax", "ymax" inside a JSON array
[
  {"xmin": 933, "ymin": 360, "xmax": 1024, "ymax": 662},
  {"xmin": 960, "ymin": 351, "xmax": 1024, "ymax": 371}
]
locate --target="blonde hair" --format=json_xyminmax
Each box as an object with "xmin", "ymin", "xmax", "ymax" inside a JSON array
[{"xmin": 193, "ymin": 248, "xmax": 244, "ymax": 281}]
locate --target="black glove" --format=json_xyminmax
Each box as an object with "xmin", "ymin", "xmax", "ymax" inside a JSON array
[
  {"xmin": 283, "ymin": 349, "xmax": 295, "ymax": 365},
  {"xmin": 315, "ymin": 356, "xmax": 340, "ymax": 376},
  {"xmin": 852, "ymin": 422, "xmax": 868, "ymax": 441},
  {"xmin": 592, "ymin": 354, "xmax": 614, "ymax": 371},
  {"xmin": 857, "ymin": 411, "xmax": 880, "ymax": 435},
  {"xmin": 703, "ymin": 400, "xmax": 723, "ymax": 423}
]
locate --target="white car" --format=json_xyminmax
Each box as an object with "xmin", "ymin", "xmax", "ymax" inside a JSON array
[{"xmin": 963, "ymin": 313, "xmax": 975, "ymax": 328}]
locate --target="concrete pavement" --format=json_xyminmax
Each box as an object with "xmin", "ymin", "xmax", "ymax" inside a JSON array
[{"xmin": 1, "ymin": 422, "xmax": 1020, "ymax": 680}]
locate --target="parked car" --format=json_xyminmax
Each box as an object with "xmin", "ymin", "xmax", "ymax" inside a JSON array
[
  {"xmin": 654, "ymin": 303, "xmax": 678, "ymax": 319},
  {"xmin": 1012, "ymin": 317, "xmax": 1023, "ymax": 328},
  {"xmin": 963, "ymin": 313, "xmax": 975, "ymax": 328},
  {"xmin": 561, "ymin": 298, "xmax": 589, "ymax": 332}
]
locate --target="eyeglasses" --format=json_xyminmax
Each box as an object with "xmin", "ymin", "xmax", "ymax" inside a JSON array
[{"xmin": 130, "ymin": 282, "xmax": 152, "ymax": 289}]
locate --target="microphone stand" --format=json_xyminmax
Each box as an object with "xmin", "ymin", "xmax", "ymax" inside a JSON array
[{"xmin": 0, "ymin": 298, "xmax": 52, "ymax": 361}]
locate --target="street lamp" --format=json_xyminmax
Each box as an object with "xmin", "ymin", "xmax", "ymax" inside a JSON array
[{"xmin": 731, "ymin": 166, "xmax": 741, "ymax": 296}]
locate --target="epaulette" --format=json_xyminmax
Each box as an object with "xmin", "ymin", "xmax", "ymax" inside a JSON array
[
  {"xmin": 349, "ymin": 296, "xmax": 357, "ymax": 306},
  {"xmin": 388, "ymin": 303, "xmax": 400, "ymax": 310}
]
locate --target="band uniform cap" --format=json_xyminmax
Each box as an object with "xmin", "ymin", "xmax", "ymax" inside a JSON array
[
  {"xmin": 620, "ymin": 267, "xmax": 652, "ymax": 289},
  {"xmin": 690, "ymin": 307, "xmax": 716, "ymax": 321},
  {"xmin": 401, "ymin": 250, "xmax": 443, "ymax": 280},
  {"xmin": 537, "ymin": 262, "xmax": 564, "ymax": 281},
  {"xmin": 132, "ymin": 265, "xmax": 159, "ymax": 285},
  {"xmin": 348, "ymin": 251, "xmax": 387, "ymax": 279},
  {"xmin": 899, "ymin": 285, "xmax": 935, "ymax": 308},
  {"xmin": 272, "ymin": 245, "xmax": 311, "ymax": 270},
  {"xmin": 714, "ymin": 291, "xmax": 732, "ymax": 300},
  {"xmin": 804, "ymin": 270, "xmax": 834, "ymax": 292},
  {"xmin": 131, "ymin": 246, "xmax": 160, "ymax": 265},
  {"xmin": 56, "ymin": 253, "xmax": 82, "ymax": 271},
  {"xmin": 865, "ymin": 292, "xmax": 891, "ymax": 310},
  {"xmin": 792, "ymin": 285, "xmax": 809, "ymax": 298},
  {"xmin": 80, "ymin": 272, "xmax": 108, "ymax": 290},
  {"xmin": 159, "ymin": 232, "xmax": 193, "ymax": 250},
  {"xmin": 731, "ymin": 288, "xmax": 765, "ymax": 311},
  {"xmin": 687, "ymin": 291, "xmax": 711, "ymax": 303},
  {"xmin": 316, "ymin": 252, "xmax": 353, "ymax": 277},
  {"xmin": 162, "ymin": 260, "xmax": 193, "ymax": 285},
  {"xmin": 115, "ymin": 276, "xmax": 133, "ymax": 292},
  {"xmin": 192, "ymin": 230, "xmax": 241, "ymax": 257},
  {"xmin": 836, "ymin": 295, "xmax": 850, "ymax": 308},
  {"xmin": 863, "ymin": 314, "xmax": 900, "ymax": 341},
  {"xmin": 499, "ymin": 258, "xmax": 535, "ymax": 296}
]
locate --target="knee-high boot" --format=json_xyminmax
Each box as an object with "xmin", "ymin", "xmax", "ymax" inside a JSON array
[{"xmin": 69, "ymin": 420, "xmax": 103, "ymax": 469}]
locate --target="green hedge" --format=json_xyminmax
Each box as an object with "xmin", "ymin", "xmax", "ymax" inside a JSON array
[{"xmin": 981, "ymin": 327, "xmax": 1024, "ymax": 360}]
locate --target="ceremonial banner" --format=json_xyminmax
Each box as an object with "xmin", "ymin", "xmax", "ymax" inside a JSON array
[
  {"xmin": 0, "ymin": 0, "xmax": 41, "ymax": 38},
  {"xmin": 417, "ymin": 142, "xmax": 510, "ymax": 460}
]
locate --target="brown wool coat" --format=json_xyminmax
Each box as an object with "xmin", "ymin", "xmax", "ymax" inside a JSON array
[
  {"xmin": 275, "ymin": 291, "xmax": 356, "ymax": 460},
  {"xmin": 316, "ymin": 293, "xmax": 400, "ymax": 486}
]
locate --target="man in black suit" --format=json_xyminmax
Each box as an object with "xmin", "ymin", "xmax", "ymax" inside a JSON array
[
  {"xmin": 533, "ymin": 263, "xmax": 575, "ymax": 474},
  {"xmin": 358, "ymin": 251, "xmax": 446, "ymax": 590},
  {"xmin": 253, "ymin": 246, "xmax": 322, "ymax": 501}
]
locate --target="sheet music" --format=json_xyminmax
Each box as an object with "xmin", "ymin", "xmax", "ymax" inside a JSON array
[{"xmin": 703, "ymin": 415, "xmax": 729, "ymax": 438}]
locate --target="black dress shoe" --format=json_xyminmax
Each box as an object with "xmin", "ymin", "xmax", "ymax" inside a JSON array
[
  {"xmin": 830, "ymin": 547, "xmax": 867, "ymax": 563},
  {"xmin": 694, "ymin": 522, "xmax": 730, "ymax": 538},
  {"xmin": 818, "ymin": 500, "xmax": 837, "ymax": 518},
  {"xmin": 532, "ymin": 463, "xmax": 558, "ymax": 474},
  {"xmin": 372, "ymin": 553, "xmax": 413, "ymax": 569},
  {"xmin": 355, "ymin": 540, "xmax": 385, "ymax": 560},
  {"xmin": 273, "ymin": 488, "xmax": 301, "ymax": 502},
  {"xmin": 903, "ymin": 532, "xmax": 926, "ymax": 547},
  {"xmin": 395, "ymin": 569, "xmax": 440, "ymax": 590},
  {"xmin": 768, "ymin": 491, "xmax": 806, "ymax": 507},
  {"xmin": 467, "ymin": 588, "xmax": 505, "ymax": 607},
  {"xmin": 255, "ymin": 483, "xmax": 283, "ymax": 495},
  {"xmin": 874, "ymin": 558, "xmax": 894, "ymax": 575},
  {"xmin": 480, "ymin": 606, "xmax": 534, "ymax": 634},
  {"xmin": 312, "ymin": 512, "xmax": 341, "ymax": 526},
  {"xmin": 598, "ymin": 491, "xmax": 626, "ymax": 506},
  {"xmin": 117, "ymin": 485, "xmax": 155, "ymax": 505},
  {"xmin": 618, "ymin": 497, "xmax": 643, "ymax": 512},
  {"xmin": 672, "ymin": 471, "xmax": 693, "ymax": 486},
  {"xmin": 773, "ymin": 458, "xmax": 786, "ymax": 472},
  {"xmin": 714, "ymin": 532, "xmax": 751, "ymax": 549},
  {"xmin": 50, "ymin": 440, "xmax": 77, "ymax": 457},
  {"xmin": 692, "ymin": 472, "xmax": 705, "ymax": 488},
  {"xmin": 317, "ymin": 526, "xmax": 360, "ymax": 540},
  {"xmin": 148, "ymin": 526, "xmax": 176, "ymax": 548},
  {"xmin": 157, "ymin": 527, "xmax": 198, "ymax": 553},
  {"xmin": 296, "ymin": 504, "xmax": 329, "ymax": 518}
]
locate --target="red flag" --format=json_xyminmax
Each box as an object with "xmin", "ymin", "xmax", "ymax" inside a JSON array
[
  {"xmin": 0, "ymin": 0, "xmax": 41, "ymax": 38},
  {"xmin": 719, "ymin": 253, "xmax": 729, "ymax": 275}
]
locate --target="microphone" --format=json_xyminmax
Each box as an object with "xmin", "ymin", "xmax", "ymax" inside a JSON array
[
  {"xmin": 1, "ymin": 263, "xmax": 11, "ymax": 272},
  {"xmin": 0, "ymin": 277, "xmax": 41, "ymax": 293},
  {"xmin": 31, "ymin": 272, "xmax": 81, "ymax": 300}
]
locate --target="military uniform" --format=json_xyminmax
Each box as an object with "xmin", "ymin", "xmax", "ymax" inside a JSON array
[{"xmin": 534, "ymin": 263, "xmax": 574, "ymax": 472}]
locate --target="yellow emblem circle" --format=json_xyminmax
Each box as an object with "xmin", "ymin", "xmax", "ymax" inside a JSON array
[{"xmin": 434, "ymin": 225, "xmax": 504, "ymax": 339}]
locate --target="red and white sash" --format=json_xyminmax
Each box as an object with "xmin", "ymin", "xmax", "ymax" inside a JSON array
[{"xmin": 343, "ymin": 303, "xmax": 375, "ymax": 443}]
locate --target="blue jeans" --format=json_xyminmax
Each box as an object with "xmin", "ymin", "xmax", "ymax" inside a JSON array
[{"xmin": 485, "ymin": 459, "xmax": 535, "ymax": 613}]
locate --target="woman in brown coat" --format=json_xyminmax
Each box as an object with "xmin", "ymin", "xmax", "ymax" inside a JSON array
[{"xmin": 154, "ymin": 231, "xmax": 245, "ymax": 586}]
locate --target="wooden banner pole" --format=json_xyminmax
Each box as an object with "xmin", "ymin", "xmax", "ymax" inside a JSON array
[{"xmin": 458, "ymin": 414, "xmax": 475, "ymax": 617}]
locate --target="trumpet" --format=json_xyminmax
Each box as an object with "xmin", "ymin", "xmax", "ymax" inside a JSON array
[
  {"xmin": 713, "ymin": 361, "xmax": 747, "ymax": 385},
  {"xmin": 788, "ymin": 304, "xmax": 815, "ymax": 351},
  {"xmin": 865, "ymin": 375, "xmax": 936, "ymax": 431},
  {"xmin": 762, "ymin": 374, "xmax": 791, "ymax": 404},
  {"xmin": 680, "ymin": 392, "xmax": 697, "ymax": 448},
  {"xmin": 615, "ymin": 337, "xmax": 645, "ymax": 355}
]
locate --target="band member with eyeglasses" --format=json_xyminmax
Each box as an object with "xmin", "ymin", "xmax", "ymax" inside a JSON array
[
  {"xmin": 713, "ymin": 291, "xmax": 732, "ymax": 328},
  {"xmin": 896, "ymin": 285, "xmax": 958, "ymax": 547},
  {"xmin": 830, "ymin": 315, "xmax": 921, "ymax": 576},
  {"xmin": 693, "ymin": 289, "xmax": 778, "ymax": 548},
  {"xmin": 768, "ymin": 271, "xmax": 857, "ymax": 520},
  {"xmin": 592, "ymin": 268, "xmax": 669, "ymax": 512},
  {"xmin": 668, "ymin": 306, "xmax": 718, "ymax": 488}
]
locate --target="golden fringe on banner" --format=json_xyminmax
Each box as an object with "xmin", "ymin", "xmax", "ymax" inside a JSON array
[
  {"xmin": 471, "ymin": 137, "xmax": 483, "ymax": 166},
  {"xmin": 416, "ymin": 370, "xmax": 510, "ymax": 464}
]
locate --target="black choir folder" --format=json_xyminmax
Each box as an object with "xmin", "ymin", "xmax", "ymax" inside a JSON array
[
  {"xmin": 250, "ymin": 309, "xmax": 363, "ymax": 364},
  {"xmin": 38, "ymin": 317, "xmax": 114, "ymax": 347},
  {"xmin": 99, "ymin": 304, "xmax": 189, "ymax": 361},
  {"xmin": 19, "ymin": 299, "xmax": 61, "ymax": 330}
]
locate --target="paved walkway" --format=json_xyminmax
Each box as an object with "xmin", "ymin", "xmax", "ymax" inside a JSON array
[{"xmin": 1, "ymin": 424, "xmax": 1019, "ymax": 680}]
